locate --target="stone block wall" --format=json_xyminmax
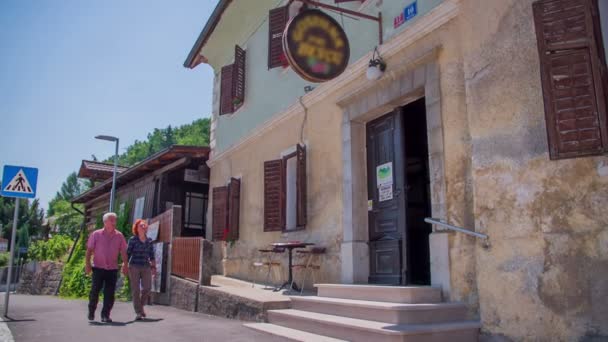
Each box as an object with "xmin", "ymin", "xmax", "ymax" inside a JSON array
[
  {"xmin": 197, "ymin": 285, "xmax": 289, "ymax": 322},
  {"xmin": 169, "ymin": 276, "xmax": 198, "ymax": 312},
  {"xmin": 17, "ymin": 261, "xmax": 63, "ymax": 295}
]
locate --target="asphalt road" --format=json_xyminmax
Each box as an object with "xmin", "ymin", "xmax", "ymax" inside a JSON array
[{"xmin": 1, "ymin": 294, "xmax": 287, "ymax": 342}]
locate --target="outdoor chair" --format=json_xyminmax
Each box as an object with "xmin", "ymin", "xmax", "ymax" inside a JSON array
[
  {"xmin": 252, "ymin": 247, "xmax": 285, "ymax": 289},
  {"xmin": 290, "ymin": 247, "xmax": 326, "ymax": 295}
]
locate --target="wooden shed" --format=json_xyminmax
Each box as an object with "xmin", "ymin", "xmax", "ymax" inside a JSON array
[{"xmin": 72, "ymin": 145, "xmax": 210, "ymax": 238}]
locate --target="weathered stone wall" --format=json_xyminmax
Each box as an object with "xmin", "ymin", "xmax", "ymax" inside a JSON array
[
  {"xmin": 459, "ymin": 0, "xmax": 608, "ymax": 340},
  {"xmin": 169, "ymin": 276, "xmax": 198, "ymax": 312},
  {"xmin": 205, "ymin": 0, "xmax": 607, "ymax": 340},
  {"xmin": 17, "ymin": 261, "xmax": 63, "ymax": 295},
  {"xmin": 197, "ymin": 286, "xmax": 290, "ymax": 322}
]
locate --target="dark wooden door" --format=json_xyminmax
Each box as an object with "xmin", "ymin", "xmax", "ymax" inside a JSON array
[{"xmin": 367, "ymin": 109, "xmax": 407, "ymax": 285}]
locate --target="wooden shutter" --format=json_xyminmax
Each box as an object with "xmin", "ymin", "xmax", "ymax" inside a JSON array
[
  {"xmin": 220, "ymin": 64, "xmax": 234, "ymax": 115},
  {"xmin": 296, "ymin": 144, "xmax": 307, "ymax": 228},
  {"xmin": 533, "ymin": 0, "xmax": 608, "ymax": 159},
  {"xmin": 264, "ymin": 159, "xmax": 285, "ymax": 231},
  {"xmin": 227, "ymin": 178, "xmax": 240, "ymax": 240},
  {"xmin": 233, "ymin": 45, "xmax": 246, "ymax": 111},
  {"xmin": 268, "ymin": 6, "xmax": 289, "ymax": 69},
  {"xmin": 212, "ymin": 186, "xmax": 228, "ymax": 241}
]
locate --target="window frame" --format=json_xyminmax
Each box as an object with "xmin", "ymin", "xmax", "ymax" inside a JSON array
[{"xmin": 282, "ymin": 151, "xmax": 303, "ymax": 232}]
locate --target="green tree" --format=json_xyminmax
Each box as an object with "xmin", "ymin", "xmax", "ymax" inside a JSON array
[
  {"xmin": 47, "ymin": 172, "xmax": 90, "ymax": 239},
  {"xmin": 0, "ymin": 197, "xmax": 43, "ymax": 248},
  {"xmin": 108, "ymin": 117, "xmax": 210, "ymax": 167}
]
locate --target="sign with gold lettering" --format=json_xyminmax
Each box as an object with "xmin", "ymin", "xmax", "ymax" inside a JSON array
[{"xmin": 283, "ymin": 9, "xmax": 350, "ymax": 83}]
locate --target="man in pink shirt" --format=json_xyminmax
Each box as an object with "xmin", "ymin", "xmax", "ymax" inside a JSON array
[{"xmin": 85, "ymin": 212, "xmax": 128, "ymax": 323}]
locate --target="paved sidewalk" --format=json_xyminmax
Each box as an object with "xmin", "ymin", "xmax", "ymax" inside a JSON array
[{"xmin": 2, "ymin": 294, "xmax": 287, "ymax": 342}]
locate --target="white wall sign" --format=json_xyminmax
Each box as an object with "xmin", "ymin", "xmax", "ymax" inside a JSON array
[
  {"xmin": 147, "ymin": 221, "xmax": 160, "ymax": 241},
  {"xmin": 379, "ymin": 184, "xmax": 393, "ymax": 202},
  {"xmin": 152, "ymin": 243, "xmax": 164, "ymax": 293},
  {"xmin": 376, "ymin": 162, "xmax": 393, "ymax": 187}
]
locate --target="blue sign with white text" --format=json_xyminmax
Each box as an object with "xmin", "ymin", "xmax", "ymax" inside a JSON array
[
  {"xmin": 405, "ymin": 1, "xmax": 418, "ymax": 21},
  {"xmin": 1, "ymin": 165, "xmax": 38, "ymax": 199}
]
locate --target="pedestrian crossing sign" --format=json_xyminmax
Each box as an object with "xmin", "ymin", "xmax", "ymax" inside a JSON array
[{"xmin": 1, "ymin": 165, "xmax": 38, "ymax": 199}]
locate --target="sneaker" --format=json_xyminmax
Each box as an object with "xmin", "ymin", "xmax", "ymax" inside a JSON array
[
  {"xmin": 101, "ymin": 316, "xmax": 113, "ymax": 323},
  {"xmin": 88, "ymin": 311, "xmax": 94, "ymax": 321},
  {"xmin": 135, "ymin": 314, "xmax": 143, "ymax": 321}
]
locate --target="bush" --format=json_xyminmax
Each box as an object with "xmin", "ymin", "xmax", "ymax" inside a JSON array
[
  {"xmin": 59, "ymin": 229, "xmax": 91, "ymax": 298},
  {"xmin": 0, "ymin": 252, "xmax": 9, "ymax": 268},
  {"xmin": 29, "ymin": 235, "xmax": 73, "ymax": 262}
]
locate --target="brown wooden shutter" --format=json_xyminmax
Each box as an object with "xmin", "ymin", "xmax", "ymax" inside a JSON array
[
  {"xmin": 211, "ymin": 186, "xmax": 228, "ymax": 241},
  {"xmin": 296, "ymin": 144, "xmax": 307, "ymax": 228},
  {"xmin": 533, "ymin": 0, "xmax": 608, "ymax": 159},
  {"xmin": 233, "ymin": 45, "xmax": 246, "ymax": 111},
  {"xmin": 227, "ymin": 177, "xmax": 240, "ymax": 240},
  {"xmin": 268, "ymin": 6, "xmax": 289, "ymax": 69},
  {"xmin": 220, "ymin": 64, "xmax": 234, "ymax": 115},
  {"xmin": 264, "ymin": 159, "xmax": 285, "ymax": 231}
]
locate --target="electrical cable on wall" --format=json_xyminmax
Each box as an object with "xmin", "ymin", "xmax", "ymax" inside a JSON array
[{"xmin": 298, "ymin": 96, "xmax": 308, "ymax": 145}]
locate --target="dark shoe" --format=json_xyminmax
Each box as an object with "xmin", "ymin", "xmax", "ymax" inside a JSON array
[
  {"xmin": 135, "ymin": 314, "xmax": 143, "ymax": 321},
  {"xmin": 141, "ymin": 309, "xmax": 146, "ymax": 318},
  {"xmin": 101, "ymin": 316, "xmax": 113, "ymax": 323},
  {"xmin": 88, "ymin": 311, "xmax": 94, "ymax": 321}
]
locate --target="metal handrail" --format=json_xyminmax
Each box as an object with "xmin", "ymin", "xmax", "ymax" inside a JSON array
[{"xmin": 424, "ymin": 218, "xmax": 489, "ymax": 240}]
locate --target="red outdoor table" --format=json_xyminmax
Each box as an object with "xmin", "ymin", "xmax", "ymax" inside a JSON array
[{"xmin": 271, "ymin": 242, "xmax": 314, "ymax": 292}]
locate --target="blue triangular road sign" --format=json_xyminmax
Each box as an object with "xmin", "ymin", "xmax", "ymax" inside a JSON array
[{"xmin": 1, "ymin": 165, "xmax": 38, "ymax": 199}]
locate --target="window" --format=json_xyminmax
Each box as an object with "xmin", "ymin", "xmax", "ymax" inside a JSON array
[
  {"xmin": 264, "ymin": 144, "xmax": 307, "ymax": 232},
  {"xmin": 133, "ymin": 196, "xmax": 145, "ymax": 221},
  {"xmin": 268, "ymin": 6, "xmax": 289, "ymax": 69},
  {"xmin": 220, "ymin": 45, "xmax": 246, "ymax": 115},
  {"xmin": 211, "ymin": 178, "xmax": 240, "ymax": 241},
  {"xmin": 284, "ymin": 154, "xmax": 298, "ymax": 231},
  {"xmin": 184, "ymin": 192, "xmax": 207, "ymax": 230},
  {"xmin": 600, "ymin": 0, "xmax": 608, "ymax": 63},
  {"xmin": 533, "ymin": 0, "xmax": 608, "ymax": 159}
]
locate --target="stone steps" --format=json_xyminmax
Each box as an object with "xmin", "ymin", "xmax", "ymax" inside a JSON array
[
  {"xmin": 290, "ymin": 295, "xmax": 468, "ymax": 324},
  {"xmin": 315, "ymin": 284, "xmax": 443, "ymax": 303},
  {"xmin": 244, "ymin": 323, "xmax": 348, "ymax": 342},
  {"xmin": 267, "ymin": 309, "xmax": 481, "ymax": 342}
]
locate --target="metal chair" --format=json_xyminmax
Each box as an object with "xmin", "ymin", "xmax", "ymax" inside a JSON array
[
  {"xmin": 290, "ymin": 247, "xmax": 326, "ymax": 295},
  {"xmin": 252, "ymin": 247, "xmax": 285, "ymax": 289}
]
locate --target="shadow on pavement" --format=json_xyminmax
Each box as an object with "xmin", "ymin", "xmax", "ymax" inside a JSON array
[
  {"xmin": 88, "ymin": 318, "xmax": 163, "ymax": 326},
  {"xmin": 138, "ymin": 318, "xmax": 163, "ymax": 323},
  {"xmin": 89, "ymin": 321, "xmax": 134, "ymax": 327},
  {"xmin": 3, "ymin": 316, "xmax": 36, "ymax": 323}
]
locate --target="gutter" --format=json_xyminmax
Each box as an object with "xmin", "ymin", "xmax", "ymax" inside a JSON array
[{"xmin": 183, "ymin": 0, "xmax": 233, "ymax": 69}]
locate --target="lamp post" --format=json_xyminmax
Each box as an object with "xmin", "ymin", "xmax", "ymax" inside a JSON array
[{"xmin": 95, "ymin": 135, "xmax": 119, "ymax": 212}]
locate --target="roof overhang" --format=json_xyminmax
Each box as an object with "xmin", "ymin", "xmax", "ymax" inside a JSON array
[
  {"xmin": 184, "ymin": 0, "xmax": 280, "ymax": 70},
  {"xmin": 72, "ymin": 145, "xmax": 210, "ymax": 205},
  {"xmin": 78, "ymin": 160, "xmax": 128, "ymax": 182}
]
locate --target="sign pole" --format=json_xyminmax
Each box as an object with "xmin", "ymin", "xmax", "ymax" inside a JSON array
[{"xmin": 4, "ymin": 198, "xmax": 19, "ymax": 317}]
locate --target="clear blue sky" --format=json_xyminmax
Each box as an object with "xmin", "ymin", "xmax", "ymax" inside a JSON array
[{"xmin": 0, "ymin": 0, "xmax": 216, "ymax": 212}]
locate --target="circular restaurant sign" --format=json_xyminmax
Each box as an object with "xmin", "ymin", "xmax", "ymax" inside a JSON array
[{"xmin": 283, "ymin": 9, "xmax": 350, "ymax": 83}]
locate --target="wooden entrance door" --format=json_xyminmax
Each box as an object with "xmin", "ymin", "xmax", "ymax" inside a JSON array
[{"xmin": 367, "ymin": 109, "xmax": 407, "ymax": 285}]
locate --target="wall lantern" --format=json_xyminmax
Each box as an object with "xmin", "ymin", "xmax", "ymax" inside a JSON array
[{"xmin": 366, "ymin": 47, "xmax": 386, "ymax": 81}]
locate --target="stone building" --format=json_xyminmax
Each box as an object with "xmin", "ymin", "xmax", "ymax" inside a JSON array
[{"xmin": 184, "ymin": 0, "xmax": 608, "ymax": 340}]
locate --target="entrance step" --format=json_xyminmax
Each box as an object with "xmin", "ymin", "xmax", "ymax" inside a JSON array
[
  {"xmin": 244, "ymin": 323, "xmax": 348, "ymax": 342},
  {"xmin": 268, "ymin": 309, "xmax": 481, "ymax": 342},
  {"xmin": 290, "ymin": 296, "xmax": 468, "ymax": 324},
  {"xmin": 315, "ymin": 284, "xmax": 442, "ymax": 303}
]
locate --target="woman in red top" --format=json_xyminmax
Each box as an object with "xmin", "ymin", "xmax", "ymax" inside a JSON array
[{"xmin": 127, "ymin": 219, "xmax": 157, "ymax": 320}]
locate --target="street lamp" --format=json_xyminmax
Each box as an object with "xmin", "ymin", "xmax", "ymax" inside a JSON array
[{"xmin": 95, "ymin": 135, "xmax": 119, "ymax": 212}]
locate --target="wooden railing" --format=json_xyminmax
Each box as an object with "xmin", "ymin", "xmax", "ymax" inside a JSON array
[{"xmin": 171, "ymin": 237, "xmax": 201, "ymax": 282}]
